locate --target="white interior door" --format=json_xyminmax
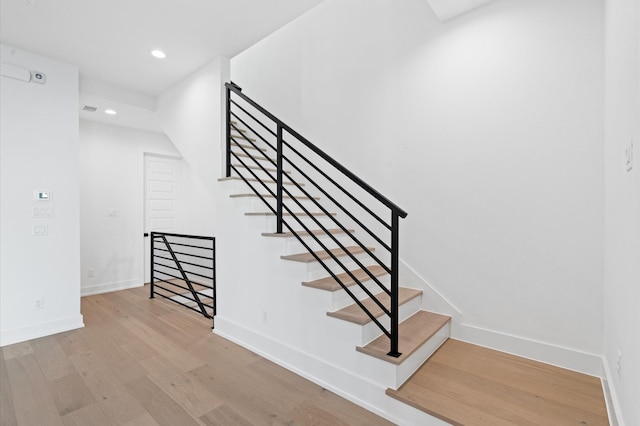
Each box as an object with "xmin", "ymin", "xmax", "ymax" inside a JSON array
[{"xmin": 144, "ymin": 154, "xmax": 183, "ymax": 283}]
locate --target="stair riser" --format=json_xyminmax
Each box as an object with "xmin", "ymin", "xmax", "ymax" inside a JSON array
[
  {"xmin": 329, "ymin": 274, "xmax": 391, "ymax": 311},
  {"xmin": 259, "ymin": 214, "xmax": 340, "ymax": 234},
  {"xmin": 283, "ymin": 233, "xmax": 359, "ymax": 256},
  {"xmin": 391, "ymin": 321, "xmax": 450, "ymax": 390},
  {"xmin": 238, "ymin": 197, "xmax": 324, "ymax": 213},
  {"xmin": 359, "ymin": 294, "xmax": 423, "ymax": 346},
  {"xmin": 303, "ymin": 251, "xmax": 377, "ymax": 281}
]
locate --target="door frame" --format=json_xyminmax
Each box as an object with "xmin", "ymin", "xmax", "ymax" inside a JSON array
[{"xmin": 137, "ymin": 148, "xmax": 183, "ymax": 285}]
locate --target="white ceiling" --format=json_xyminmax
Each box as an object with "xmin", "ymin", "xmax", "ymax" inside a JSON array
[{"xmin": 0, "ymin": 0, "xmax": 324, "ymax": 96}]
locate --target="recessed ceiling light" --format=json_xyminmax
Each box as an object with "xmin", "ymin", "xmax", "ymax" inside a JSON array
[
  {"xmin": 105, "ymin": 109, "xmax": 117, "ymax": 115},
  {"xmin": 151, "ymin": 50, "xmax": 166, "ymax": 59}
]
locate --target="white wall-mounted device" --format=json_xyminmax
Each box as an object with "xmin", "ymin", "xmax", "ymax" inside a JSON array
[{"xmin": 1, "ymin": 62, "xmax": 46, "ymax": 84}]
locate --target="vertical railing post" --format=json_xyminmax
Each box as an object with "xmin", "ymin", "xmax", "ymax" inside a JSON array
[
  {"xmin": 149, "ymin": 232, "xmax": 155, "ymax": 299},
  {"xmin": 212, "ymin": 237, "xmax": 217, "ymax": 329},
  {"xmin": 225, "ymin": 86, "xmax": 232, "ymax": 177},
  {"xmin": 388, "ymin": 212, "xmax": 401, "ymax": 357},
  {"xmin": 276, "ymin": 125, "xmax": 284, "ymax": 234}
]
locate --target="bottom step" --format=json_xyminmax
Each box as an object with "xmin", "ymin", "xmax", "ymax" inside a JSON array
[{"xmin": 356, "ymin": 310, "xmax": 450, "ymax": 365}]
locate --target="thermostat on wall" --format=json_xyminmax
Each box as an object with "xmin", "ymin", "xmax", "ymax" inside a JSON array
[{"xmin": 34, "ymin": 191, "xmax": 51, "ymax": 201}]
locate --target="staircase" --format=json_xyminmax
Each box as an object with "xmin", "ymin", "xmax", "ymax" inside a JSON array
[{"xmin": 218, "ymin": 82, "xmax": 452, "ymax": 401}]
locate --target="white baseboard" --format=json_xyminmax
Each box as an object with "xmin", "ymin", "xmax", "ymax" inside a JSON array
[
  {"xmin": 455, "ymin": 322, "xmax": 603, "ymax": 377},
  {"xmin": 601, "ymin": 356, "xmax": 624, "ymax": 426},
  {"xmin": 81, "ymin": 279, "xmax": 142, "ymax": 297},
  {"xmin": 0, "ymin": 314, "xmax": 84, "ymax": 347},
  {"xmin": 213, "ymin": 316, "xmax": 449, "ymax": 426}
]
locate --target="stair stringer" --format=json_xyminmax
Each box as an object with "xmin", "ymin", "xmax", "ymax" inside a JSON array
[{"xmin": 214, "ymin": 180, "xmax": 450, "ymax": 425}]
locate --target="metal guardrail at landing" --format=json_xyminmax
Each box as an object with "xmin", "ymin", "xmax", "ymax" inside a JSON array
[
  {"xmin": 150, "ymin": 232, "xmax": 216, "ymax": 328},
  {"xmin": 225, "ymin": 82, "xmax": 407, "ymax": 357}
]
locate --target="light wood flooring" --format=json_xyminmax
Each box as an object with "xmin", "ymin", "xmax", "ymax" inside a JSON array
[
  {"xmin": 387, "ymin": 339, "xmax": 609, "ymax": 426},
  {"xmin": 0, "ymin": 285, "xmax": 393, "ymax": 426}
]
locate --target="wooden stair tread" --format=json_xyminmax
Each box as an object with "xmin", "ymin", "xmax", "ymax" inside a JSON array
[
  {"xmin": 230, "ymin": 151, "xmax": 272, "ymax": 161},
  {"xmin": 230, "ymin": 133, "xmax": 257, "ymax": 142},
  {"xmin": 356, "ymin": 310, "xmax": 450, "ymax": 365},
  {"xmin": 302, "ymin": 264, "xmax": 386, "ymax": 291},
  {"xmin": 231, "ymin": 142, "xmax": 266, "ymax": 151},
  {"xmin": 218, "ymin": 176, "xmax": 303, "ymax": 186},
  {"xmin": 262, "ymin": 228, "xmax": 354, "ymax": 239},
  {"xmin": 327, "ymin": 287, "xmax": 422, "ymax": 325},
  {"xmin": 281, "ymin": 246, "xmax": 374, "ymax": 263},
  {"xmin": 231, "ymin": 164, "xmax": 291, "ymax": 174},
  {"xmin": 231, "ymin": 193, "xmax": 319, "ymax": 200},
  {"xmin": 245, "ymin": 211, "xmax": 336, "ymax": 217}
]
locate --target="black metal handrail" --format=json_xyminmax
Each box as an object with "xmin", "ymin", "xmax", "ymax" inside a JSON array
[
  {"xmin": 225, "ymin": 82, "xmax": 407, "ymax": 357},
  {"xmin": 150, "ymin": 232, "xmax": 216, "ymax": 328}
]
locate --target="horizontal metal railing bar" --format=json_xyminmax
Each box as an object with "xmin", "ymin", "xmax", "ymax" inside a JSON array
[
  {"xmin": 151, "ymin": 240, "xmax": 213, "ymax": 251},
  {"xmin": 282, "ymin": 154, "xmax": 394, "ymax": 258},
  {"xmin": 152, "ymin": 254, "xmax": 214, "ymax": 270},
  {"xmin": 153, "ymin": 277, "xmax": 214, "ymax": 297},
  {"xmin": 230, "ymin": 153, "xmax": 279, "ymax": 202},
  {"xmin": 280, "ymin": 198, "xmax": 392, "ymax": 314},
  {"xmin": 230, "ymin": 101, "xmax": 278, "ymax": 141},
  {"xmin": 151, "ymin": 289, "xmax": 213, "ymax": 319},
  {"xmin": 153, "ymin": 247, "xmax": 214, "ymax": 261},
  {"xmin": 230, "ymin": 110, "xmax": 277, "ymax": 152},
  {"xmin": 285, "ymin": 185, "xmax": 391, "ymax": 293},
  {"xmin": 280, "ymin": 213, "xmax": 392, "ymax": 335},
  {"xmin": 151, "ymin": 232, "xmax": 214, "ymax": 241},
  {"xmin": 276, "ymin": 155, "xmax": 393, "ymax": 271},
  {"xmin": 227, "ymin": 83, "xmax": 407, "ymax": 218},
  {"xmin": 282, "ymin": 139, "xmax": 392, "ymax": 233},
  {"xmin": 280, "ymin": 185, "xmax": 392, "ymax": 296},
  {"xmin": 230, "ymin": 136, "xmax": 278, "ymax": 181},
  {"xmin": 153, "ymin": 262, "xmax": 214, "ymax": 281}
]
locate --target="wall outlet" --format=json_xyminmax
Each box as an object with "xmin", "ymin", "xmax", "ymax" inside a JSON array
[
  {"xmin": 625, "ymin": 139, "xmax": 634, "ymax": 172},
  {"xmin": 262, "ymin": 310, "xmax": 268, "ymax": 325},
  {"xmin": 616, "ymin": 350, "xmax": 622, "ymax": 375},
  {"xmin": 34, "ymin": 297, "xmax": 44, "ymax": 310},
  {"xmin": 32, "ymin": 224, "xmax": 48, "ymax": 236},
  {"xmin": 88, "ymin": 269, "xmax": 95, "ymax": 278}
]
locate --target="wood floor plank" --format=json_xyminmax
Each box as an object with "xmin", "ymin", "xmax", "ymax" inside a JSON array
[
  {"xmin": 307, "ymin": 387, "xmax": 395, "ymax": 426},
  {"xmin": 121, "ymin": 413, "xmax": 161, "ymax": 426},
  {"xmin": 30, "ymin": 335, "xmax": 76, "ymax": 381},
  {"xmin": 4, "ymin": 354, "xmax": 64, "ymax": 426},
  {"xmin": 55, "ymin": 329, "xmax": 92, "ymax": 357},
  {"xmin": 139, "ymin": 355, "xmax": 223, "ymax": 417},
  {"xmin": 387, "ymin": 339, "xmax": 609, "ymax": 426},
  {"xmin": 285, "ymin": 400, "xmax": 352, "ymax": 426},
  {"xmin": 79, "ymin": 324, "xmax": 149, "ymax": 385},
  {"xmin": 61, "ymin": 403, "xmax": 112, "ymax": 426},
  {"xmin": 2, "ymin": 341, "xmax": 33, "ymax": 360},
  {"xmin": 0, "ymin": 353, "xmax": 18, "ymax": 426},
  {"xmin": 48, "ymin": 372, "xmax": 96, "ymax": 416},
  {"xmin": 2, "ymin": 286, "xmax": 391, "ymax": 426},
  {"xmin": 199, "ymin": 403, "xmax": 254, "ymax": 426},
  {"xmin": 118, "ymin": 315, "xmax": 204, "ymax": 372},
  {"xmin": 69, "ymin": 351, "xmax": 146, "ymax": 425},
  {"xmin": 125, "ymin": 376, "xmax": 201, "ymax": 426}
]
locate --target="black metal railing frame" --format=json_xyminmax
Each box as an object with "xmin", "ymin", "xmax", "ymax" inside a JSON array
[
  {"xmin": 225, "ymin": 82, "xmax": 407, "ymax": 357},
  {"xmin": 150, "ymin": 232, "xmax": 216, "ymax": 328}
]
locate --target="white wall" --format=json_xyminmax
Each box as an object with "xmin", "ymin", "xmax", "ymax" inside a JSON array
[
  {"xmin": 156, "ymin": 56, "xmax": 230, "ymax": 236},
  {"xmin": 231, "ymin": 0, "xmax": 605, "ymax": 370},
  {"xmin": 603, "ymin": 0, "xmax": 640, "ymax": 423},
  {"xmin": 78, "ymin": 120, "xmax": 180, "ymax": 295},
  {"xmin": 0, "ymin": 45, "xmax": 84, "ymax": 346}
]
